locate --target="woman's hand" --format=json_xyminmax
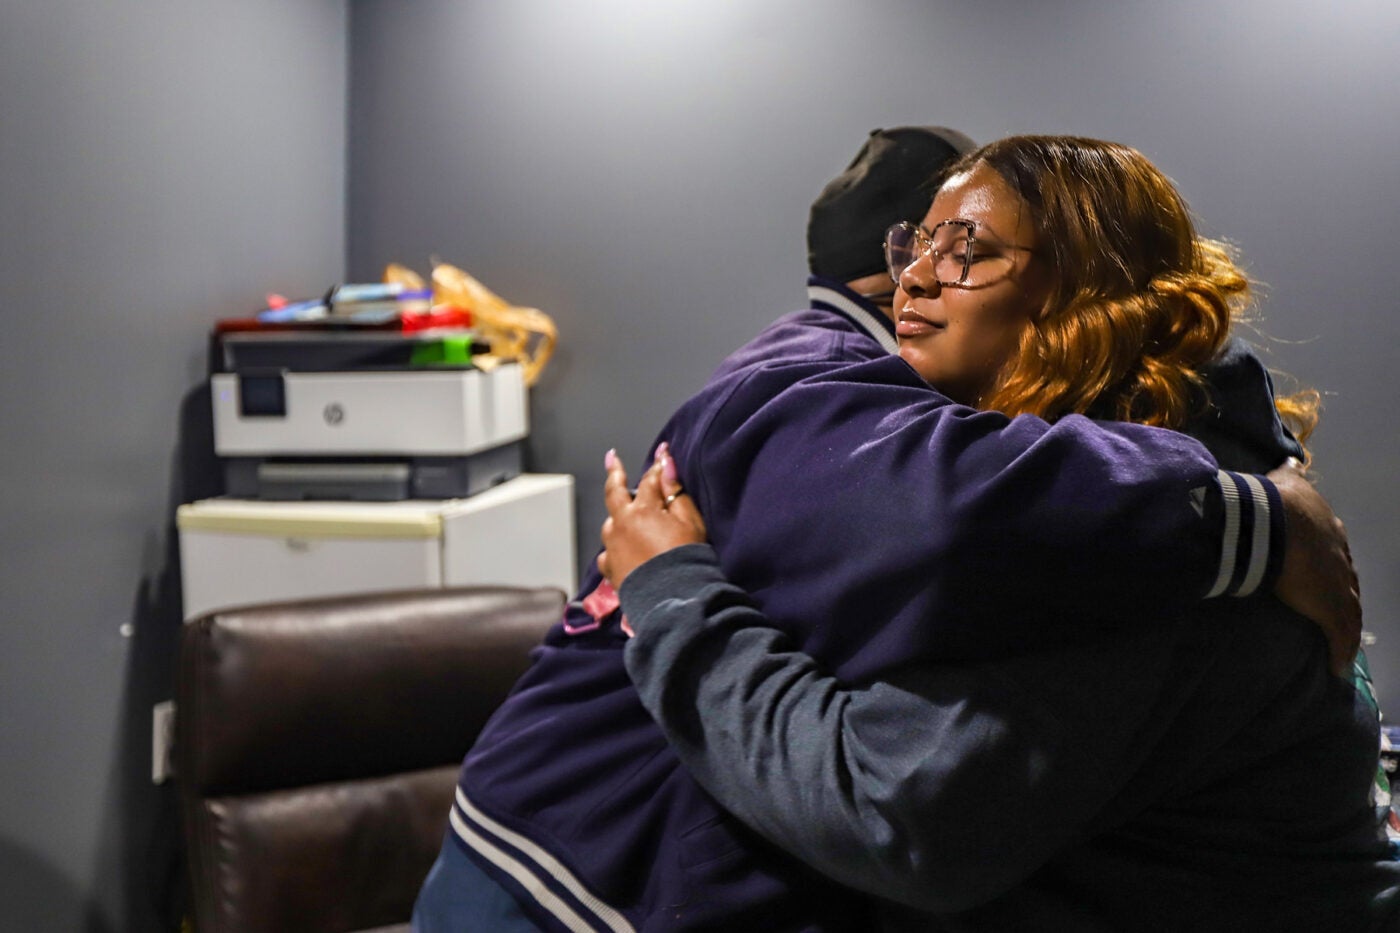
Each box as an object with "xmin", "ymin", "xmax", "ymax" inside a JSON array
[{"xmin": 598, "ymin": 442, "xmax": 707, "ymax": 590}]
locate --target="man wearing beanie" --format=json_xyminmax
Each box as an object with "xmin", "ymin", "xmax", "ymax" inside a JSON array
[
  {"xmin": 415, "ymin": 128, "xmax": 1341, "ymax": 931},
  {"xmin": 807, "ymin": 125, "xmax": 975, "ymax": 300}
]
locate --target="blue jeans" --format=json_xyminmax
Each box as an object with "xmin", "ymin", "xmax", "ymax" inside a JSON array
[{"xmin": 412, "ymin": 831, "xmax": 542, "ymax": 932}]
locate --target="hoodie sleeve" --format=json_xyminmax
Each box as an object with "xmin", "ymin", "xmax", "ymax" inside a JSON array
[{"xmin": 621, "ymin": 545, "xmax": 1180, "ymax": 911}]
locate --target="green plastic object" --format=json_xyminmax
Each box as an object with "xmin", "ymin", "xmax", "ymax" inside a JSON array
[{"xmin": 410, "ymin": 336, "xmax": 474, "ymax": 366}]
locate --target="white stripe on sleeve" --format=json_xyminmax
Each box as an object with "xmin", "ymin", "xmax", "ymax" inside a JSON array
[
  {"xmin": 1235, "ymin": 473, "xmax": 1272, "ymax": 596},
  {"xmin": 1206, "ymin": 470, "xmax": 1242, "ymax": 599}
]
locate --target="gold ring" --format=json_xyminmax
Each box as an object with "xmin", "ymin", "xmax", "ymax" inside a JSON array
[{"xmin": 662, "ymin": 490, "xmax": 683, "ymax": 509}]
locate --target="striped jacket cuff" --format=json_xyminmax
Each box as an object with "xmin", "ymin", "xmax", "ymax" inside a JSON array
[{"xmin": 1205, "ymin": 470, "xmax": 1285, "ymax": 598}]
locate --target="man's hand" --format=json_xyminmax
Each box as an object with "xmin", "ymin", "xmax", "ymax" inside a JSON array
[
  {"xmin": 1268, "ymin": 459, "xmax": 1362, "ymax": 678},
  {"xmin": 598, "ymin": 442, "xmax": 707, "ymax": 590}
]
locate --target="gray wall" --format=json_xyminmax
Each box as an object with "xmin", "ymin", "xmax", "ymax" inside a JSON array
[
  {"xmin": 350, "ymin": 0, "xmax": 1400, "ymax": 696},
  {"xmin": 0, "ymin": 1, "xmax": 347, "ymax": 929},
  {"xmin": 2, "ymin": 0, "xmax": 1396, "ymax": 929}
]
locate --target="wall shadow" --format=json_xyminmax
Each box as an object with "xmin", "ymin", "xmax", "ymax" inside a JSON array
[
  {"xmin": 93, "ymin": 380, "xmax": 223, "ymax": 932},
  {"xmin": 0, "ymin": 836, "xmax": 114, "ymax": 933}
]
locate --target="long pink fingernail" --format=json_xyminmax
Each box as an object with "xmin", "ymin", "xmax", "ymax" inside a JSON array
[
  {"xmin": 604, "ymin": 448, "xmax": 618, "ymax": 470},
  {"xmin": 662, "ymin": 452, "xmax": 678, "ymax": 485}
]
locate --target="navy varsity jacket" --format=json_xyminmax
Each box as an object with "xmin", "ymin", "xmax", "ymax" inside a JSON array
[
  {"xmin": 448, "ymin": 279, "xmax": 1284, "ymax": 931},
  {"xmin": 618, "ymin": 350, "xmax": 1400, "ymax": 931}
]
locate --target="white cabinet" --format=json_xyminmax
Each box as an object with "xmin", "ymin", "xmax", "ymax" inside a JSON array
[{"xmin": 177, "ymin": 474, "xmax": 575, "ymax": 620}]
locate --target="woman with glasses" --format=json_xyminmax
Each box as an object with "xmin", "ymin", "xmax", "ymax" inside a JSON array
[
  {"xmin": 600, "ymin": 136, "xmax": 1399, "ymax": 931},
  {"xmin": 416, "ymin": 129, "xmax": 1362, "ymax": 933}
]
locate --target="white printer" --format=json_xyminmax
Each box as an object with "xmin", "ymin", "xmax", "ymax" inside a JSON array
[{"xmin": 210, "ymin": 330, "xmax": 528, "ymax": 500}]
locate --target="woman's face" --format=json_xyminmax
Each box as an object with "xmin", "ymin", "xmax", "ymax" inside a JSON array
[{"xmin": 894, "ymin": 162, "xmax": 1050, "ymax": 406}]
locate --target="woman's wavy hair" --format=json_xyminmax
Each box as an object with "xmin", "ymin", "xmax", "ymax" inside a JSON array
[{"xmin": 944, "ymin": 135, "xmax": 1317, "ymax": 440}]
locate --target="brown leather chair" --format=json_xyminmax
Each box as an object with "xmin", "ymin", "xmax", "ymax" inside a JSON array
[{"xmin": 175, "ymin": 585, "xmax": 565, "ymax": 933}]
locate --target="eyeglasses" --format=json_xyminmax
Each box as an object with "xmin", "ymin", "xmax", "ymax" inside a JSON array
[{"xmin": 884, "ymin": 219, "xmax": 1034, "ymax": 288}]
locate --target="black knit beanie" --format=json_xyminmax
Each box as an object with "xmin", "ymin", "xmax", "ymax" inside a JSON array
[{"xmin": 807, "ymin": 126, "xmax": 976, "ymax": 282}]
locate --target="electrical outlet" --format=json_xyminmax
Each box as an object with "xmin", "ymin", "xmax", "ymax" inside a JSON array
[{"xmin": 152, "ymin": 700, "xmax": 175, "ymax": 784}]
